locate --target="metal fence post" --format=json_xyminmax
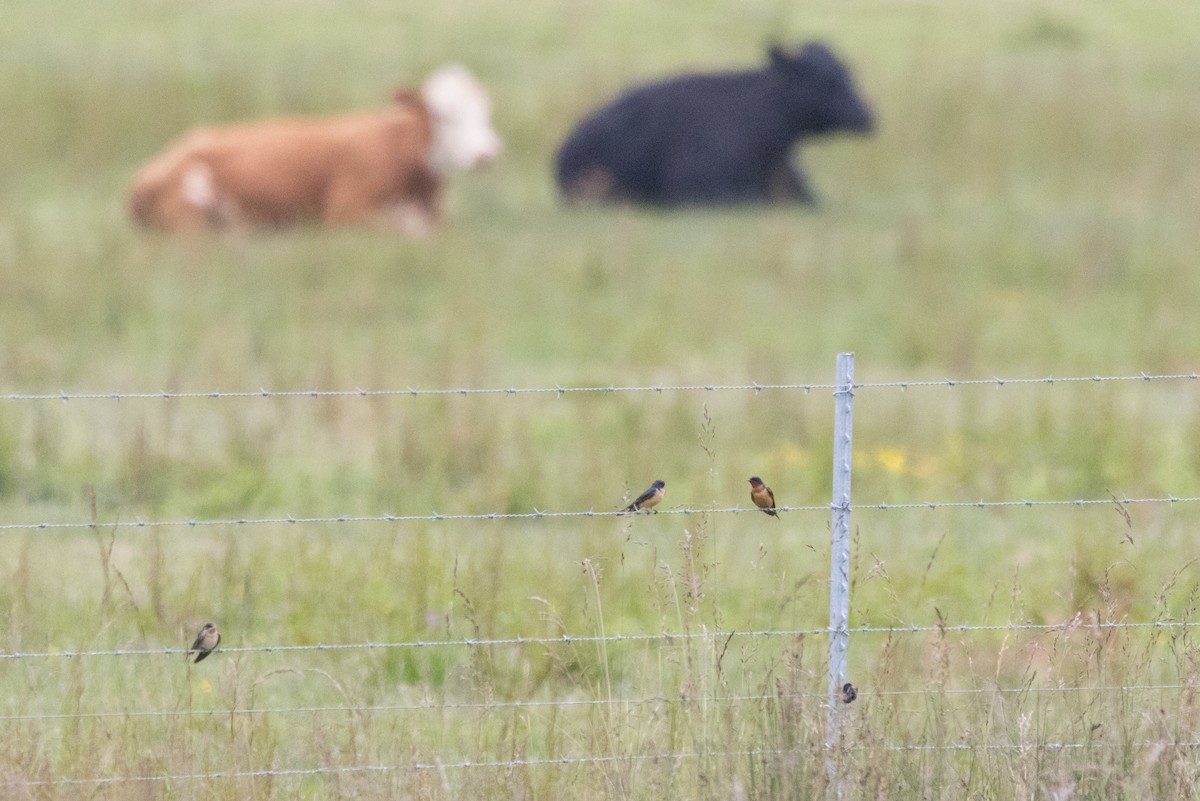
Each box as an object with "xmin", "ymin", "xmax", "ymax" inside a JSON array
[{"xmin": 826, "ymin": 352, "xmax": 855, "ymax": 794}]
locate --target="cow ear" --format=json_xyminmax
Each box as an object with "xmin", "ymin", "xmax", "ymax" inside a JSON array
[
  {"xmin": 798, "ymin": 42, "xmax": 832, "ymax": 62},
  {"xmin": 393, "ymin": 88, "xmax": 423, "ymax": 108}
]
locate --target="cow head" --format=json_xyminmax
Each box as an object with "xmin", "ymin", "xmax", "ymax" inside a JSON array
[
  {"xmin": 421, "ymin": 64, "xmax": 503, "ymax": 173},
  {"xmin": 769, "ymin": 42, "xmax": 874, "ymax": 136}
]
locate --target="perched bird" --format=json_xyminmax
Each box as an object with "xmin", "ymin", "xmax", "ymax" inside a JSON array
[
  {"xmin": 187, "ymin": 622, "xmax": 221, "ymax": 664},
  {"xmin": 842, "ymin": 682, "xmax": 857, "ymax": 704},
  {"xmin": 748, "ymin": 476, "xmax": 778, "ymax": 517},
  {"xmin": 622, "ymin": 480, "xmax": 665, "ymax": 513}
]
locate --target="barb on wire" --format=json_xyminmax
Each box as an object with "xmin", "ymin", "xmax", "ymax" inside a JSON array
[{"xmin": 2, "ymin": 495, "xmax": 1197, "ymax": 533}]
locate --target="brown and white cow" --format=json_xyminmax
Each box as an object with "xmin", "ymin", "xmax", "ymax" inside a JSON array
[{"xmin": 129, "ymin": 65, "xmax": 501, "ymax": 233}]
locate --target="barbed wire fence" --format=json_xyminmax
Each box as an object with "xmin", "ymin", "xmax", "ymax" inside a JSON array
[{"xmin": 3, "ymin": 355, "xmax": 1200, "ymax": 793}]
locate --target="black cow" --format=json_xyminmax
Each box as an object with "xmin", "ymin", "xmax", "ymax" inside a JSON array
[{"xmin": 555, "ymin": 43, "xmax": 874, "ymax": 207}]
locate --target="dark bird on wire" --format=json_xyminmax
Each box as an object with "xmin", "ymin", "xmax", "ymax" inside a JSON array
[
  {"xmin": 748, "ymin": 476, "xmax": 778, "ymax": 517},
  {"xmin": 187, "ymin": 622, "xmax": 221, "ymax": 664},
  {"xmin": 842, "ymin": 682, "xmax": 857, "ymax": 704},
  {"xmin": 622, "ymin": 479, "xmax": 665, "ymax": 513}
]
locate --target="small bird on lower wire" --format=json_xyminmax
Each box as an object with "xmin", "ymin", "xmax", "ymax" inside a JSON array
[
  {"xmin": 187, "ymin": 622, "xmax": 221, "ymax": 664},
  {"xmin": 842, "ymin": 682, "xmax": 857, "ymax": 704},
  {"xmin": 748, "ymin": 476, "xmax": 779, "ymax": 517},
  {"xmin": 622, "ymin": 480, "xmax": 665, "ymax": 513}
]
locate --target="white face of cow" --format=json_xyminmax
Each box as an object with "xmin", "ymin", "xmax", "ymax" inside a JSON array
[{"xmin": 422, "ymin": 64, "xmax": 502, "ymax": 173}]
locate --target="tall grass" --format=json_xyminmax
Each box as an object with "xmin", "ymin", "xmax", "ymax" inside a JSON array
[{"xmin": 2, "ymin": 0, "xmax": 1200, "ymax": 797}]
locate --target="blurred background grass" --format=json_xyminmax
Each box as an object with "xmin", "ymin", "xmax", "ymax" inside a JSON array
[{"xmin": 2, "ymin": 0, "xmax": 1200, "ymax": 797}]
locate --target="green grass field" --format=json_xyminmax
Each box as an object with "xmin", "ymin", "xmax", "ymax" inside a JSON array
[{"xmin": 3, "ymin": 1, "xmax": 1200, "ymax": 798}]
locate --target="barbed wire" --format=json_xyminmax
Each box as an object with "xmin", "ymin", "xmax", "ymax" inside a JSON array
[
  {"xmin": 855, "ymin": 372, "xmax": 1200, "ymax": 390},
  {"xmin": 3, "ymin": 683, "xmax": 1192, "ymax": 724},
  {"xmin": 0, "ymin": 628, "xmax": 809, "ymax": 660},
  {"xmin": 1, "ymin": 371, "xmax": 1196, "ymax": 404},
  {"xmin": 10, "ymin": 737, "xmax": 1200, "ymax": 788},
  {"xmin": 0, "ymin": 382, "xmax": 832, "ymax": 402},
  {"xmin": 2, "ymin": 494, "xmax": 1196, "ymax": 533},
  {"xmin": 3, "ymin": 620, "xmax": 1193, "ymax": 661},
  {"xmin": 0, "ymin": 504, "xmax": 826, "ymax": 532},
  {"xmin": 861, "ymin": 495, "xmax": 1200, "ymax": 510},
  {"xmin": 878, "ymin": 739, "xmax": 1200, "ymax": 753},
  {"xmin": 3, "ymin": 750, "xmax": 764, "ymax": 788}
]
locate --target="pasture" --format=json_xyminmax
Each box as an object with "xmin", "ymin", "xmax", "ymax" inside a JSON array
[{"xmin": 2, "ymin": 1, "xmax": 1200, "ymax": 798}]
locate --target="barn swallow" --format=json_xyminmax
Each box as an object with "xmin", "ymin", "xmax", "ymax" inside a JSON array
[
  {"xmin": 187, "ymin": 622, "xmax": 221, "ymax": 663},
  {"xmin": 842, "ymin": 682, "xmax": 857, "ymax": 704},
  {"xmin": 622, "ymin": 480, "xmax": 665, "ymax": 513},
  {"xmin": 748, "ymin": 476, "xmax": 778, "ymax": 517}
]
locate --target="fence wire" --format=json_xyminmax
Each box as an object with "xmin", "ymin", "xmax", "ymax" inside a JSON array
[
  {"xmin": 9, "ymin": 738, "xmax": 1200, "ymax": 789},
  {"xmin": 0, "ymin": 382, "xmax": 831, "ymax": 401},
  {"xmin": 2, "ymin": 494, "xmax": 1196, "ymax": 533},
  {"xmin": 2, "ymin": 619, "xmax": 1194, "ymax": 661},
  {"xmin": 2, "ymin": 683, "xmax": 1193, "ymax": 724},
  {"xmin": 0, "ymin": 370, "xmax": 1196, "ymax": 403}
]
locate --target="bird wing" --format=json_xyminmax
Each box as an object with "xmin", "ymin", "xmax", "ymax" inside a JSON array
[{"xmin": 631, "ymin": 486, "xmax": 656, "ymax": 507}]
